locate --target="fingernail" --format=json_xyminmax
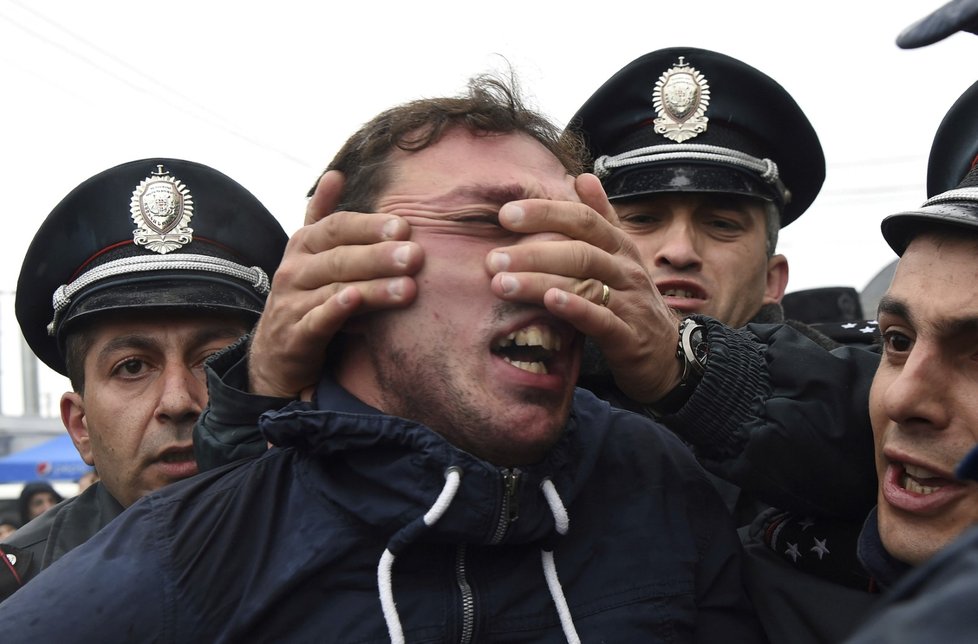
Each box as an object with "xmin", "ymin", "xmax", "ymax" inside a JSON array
[
  {"xmin": 554, "ymin": 289, "xmax": 568, "ymax": 306},
  {"xmin": 382, "ymin": 219, "xmax": 400, "ymax": 240},
  {"xmin": 337, "ymin": 286, "xmax": 353, "ymax": 306},
  {"xmin": 499, "ymin": 204, "xmax": 524, "ymax": 226},
  {"xmin": 488, "ymin": 251, "xmax": 510, "ymax": 272},
  {"xmin": 500, "ymin": 275, "xmax": 520, "ymax": 295},
  {"xmin": 387, "ymin": 277, "xmax": 405, "ymax": 298},
  {"xmin": 393, "ymin": 244, "xmax": 412, "ymax": 267}
]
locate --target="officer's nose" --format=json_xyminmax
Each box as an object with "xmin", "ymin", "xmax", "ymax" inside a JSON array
[
  {"xmin": 653, "ymin": 219, "xmax": 702, "ymax": 271},
  {"xmin": 155, "ymin": 364, "xmax": 206, "ymax": 426},
  {"xmin": 879, "ymin": 341, "xmax": 950, "ymax": 433}
]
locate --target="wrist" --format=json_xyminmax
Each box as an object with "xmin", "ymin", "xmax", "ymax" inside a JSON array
[{"xmin": 646, "ymin": 317, "xmax": 709, "ymax": 416}]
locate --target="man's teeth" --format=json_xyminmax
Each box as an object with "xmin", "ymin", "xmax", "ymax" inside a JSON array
[
  {"xmin": 494, "ymin": 324, "xmax": 560, "ymax": 374},
  {"xmin": 502, "ymin": 358, "xmax": 548, "ymax": 374},
  {"xmin": 497, "ymin": 324, "xmax": 561, "ymax": 351},
  {"xmin": 905, "ymin": 464, "xmax": 938, "ymax": 478},
  {"xmin": 901, "ymin": 464, "xmax": 943, "ymax": 495},
  {"xmin": 661, "ymin": 288, "xmax": 695, "ymax": 298}
]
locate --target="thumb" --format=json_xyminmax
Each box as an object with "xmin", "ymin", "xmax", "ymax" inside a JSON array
[
  {"xmin": 576, "ymin": 173, "xmax": 618, "ymax": 226},
  {"xmin": 305, "ymin": 170, "xmax": 346, "ymax": 225}
]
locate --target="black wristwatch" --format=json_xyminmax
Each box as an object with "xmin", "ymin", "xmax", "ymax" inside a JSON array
[{"xmin": 646, "ymin": 317, "xmax": 709, "ymax": 416}]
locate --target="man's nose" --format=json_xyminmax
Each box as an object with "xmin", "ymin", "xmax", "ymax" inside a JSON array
[
  {"xmin": 155, "ymin": 364, "xmax": 206, "ymax": 423},
  {"xmin": 653, "ymin": 221, "xmax": 702, "ymax": 270},
  {"xmin": 881, "ymin": 345, "xmax": 950, "ymax": 432}
]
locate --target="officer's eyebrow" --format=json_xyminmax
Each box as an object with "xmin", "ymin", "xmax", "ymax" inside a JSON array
[
  {"xmin": 878, "ymin": 295, "xmax": 978, "ymax": 337},
  {"xmin": 95, "ymin": 334, "xmax": 162, "ymax": 363},
  {"xmin": 934, "ymin": 316, "xmax": 978, "ymax": 339},
  {"xmin": 876, "ymin": 295, "xmax": 910, "ymax": 322},
  {"xmin": 186, "ymin": 325, "xmax": 251, "ymax": 349},
  {"xmin": 94, "ymin": 325, "xmax": 244, "ymax": 362}
]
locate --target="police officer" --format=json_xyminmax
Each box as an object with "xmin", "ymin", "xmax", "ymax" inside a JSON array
[
  {"xmin": 0, "ymin": 158, "xmax": 287, "ymax": 597},
  {"xmin": 572, "ymin": 47, "xmax": 821, "ymax": 325},
  {"xmin": 718, "ymin": 78, "xmax": 978, "ymax": 644}
]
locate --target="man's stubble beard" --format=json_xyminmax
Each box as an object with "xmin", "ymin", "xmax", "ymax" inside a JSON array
[{"xmin": 367, "ymin": 306, "xmax": 569, "ymax": 465}]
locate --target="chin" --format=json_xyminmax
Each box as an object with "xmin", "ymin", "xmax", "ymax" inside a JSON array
[
  {"xmin": 479, "ymin": 418, "xmax": 566, "ymax": 467},
  {"xmin": 880, "ymin": 521, "xmax": 949, "ymax": 567}
]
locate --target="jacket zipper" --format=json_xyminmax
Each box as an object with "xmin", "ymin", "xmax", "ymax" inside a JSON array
[
  {"xmin": 490, "ymin": 468, "xmax": 522, "ymax": 545},
  {"xmin": 455, "ymin": 469, "xmax": 521, "ymax": 642},
  {"xmin": 455, "ymin": 544, "xmax": 474, "ymax": 644}
]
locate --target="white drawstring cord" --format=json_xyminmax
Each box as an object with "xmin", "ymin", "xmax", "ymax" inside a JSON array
[
  {"xmin": 378, "ymin": 467, "xmax": 463, "ymax": 644},
  {"xmin": 377, "ymin": 550, "xmax": 402, "ymax": 644},
  {"xmin": 540, "ymin": 478, "xmax": 569, "ymax": 535},
  {"xmin": 378, "ymin": 472, "xmax": 580, "ymax": 643},
  {"xmin": 540, "ymin": 479, "xmax": 581, "ymax": 644},
  {"xmin": 423, "ymin": 466, "xmax": 463, "ymax": 526}
]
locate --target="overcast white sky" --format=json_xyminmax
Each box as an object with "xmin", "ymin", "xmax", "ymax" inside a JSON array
[{"xmin": 1, "ymin": 0, "xmax": 975, "ymax": 418}]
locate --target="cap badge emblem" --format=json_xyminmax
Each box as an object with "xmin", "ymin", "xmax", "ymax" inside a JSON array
[
  {"xmin": 652, "ymin": 57, "xmax": 711, "ymax": 143},
  {"xmin": 130, "ymin": 164, "xmax": 194, "ymax": 254}
]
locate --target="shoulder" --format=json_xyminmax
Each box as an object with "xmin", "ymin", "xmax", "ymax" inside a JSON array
[{"xmin": 127, "ymin": 447, "xmax": 298, "ymax": 548}]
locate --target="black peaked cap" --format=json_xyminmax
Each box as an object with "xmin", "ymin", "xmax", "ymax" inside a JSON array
[
  {"xmin": 17, "ymin": 158, "xmax": 289, "ymax": 376},
  {"xmin": 927, "ymin": 80, "xmax": 978, "ymax": 197},
  {"xmin": 882, "ymin": 163, "xmax": 978, "ymax": 254},
  {"xmin": 569, "ymin": 47, "xmax": 825, "ymax": 228}
]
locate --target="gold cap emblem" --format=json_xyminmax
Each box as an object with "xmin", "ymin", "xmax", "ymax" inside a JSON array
[
  {"xmin": 130, "ymin": 164, "xmax": 194, "ymax": 254},
  {"xmin": 652, "ymin": 57, "xmax": 711, "ymax": 143}
]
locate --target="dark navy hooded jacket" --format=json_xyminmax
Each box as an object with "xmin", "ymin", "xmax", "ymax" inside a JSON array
[{"xmin": 0, "ymin": 381, "xmax": 763, "ymax": 643}]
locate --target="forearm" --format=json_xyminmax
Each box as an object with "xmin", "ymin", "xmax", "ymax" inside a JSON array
[{"xmin": 661, "ymin": 318, "xmax": 879, "ymax": 521}]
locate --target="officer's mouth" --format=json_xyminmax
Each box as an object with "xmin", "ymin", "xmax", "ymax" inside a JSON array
[
  {"xmin": 881, "ymin": 457, "xmax": 969, "ymax": 514},
  {"xmin": 656, "ymin": 281, "xmax": 707, "ymax": 308}
]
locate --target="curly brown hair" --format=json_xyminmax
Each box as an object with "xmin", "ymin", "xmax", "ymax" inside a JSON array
[{"xmin": 310, "ymin": 72, "xmax": 587, "ymax": 212}]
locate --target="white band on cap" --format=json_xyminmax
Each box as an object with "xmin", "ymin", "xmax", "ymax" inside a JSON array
[
  {"xmin": 593, "ymin": 143, "xmax": 781, "ymax": 187},
  {"xmin": 47, "ymin": 253, "xmax": 270, "ymax": 335}
]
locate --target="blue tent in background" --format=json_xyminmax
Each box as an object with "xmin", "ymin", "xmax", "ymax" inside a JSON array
[{"xmin": 0, "ymin": 434, "xmax": 89, "ymax": 483}]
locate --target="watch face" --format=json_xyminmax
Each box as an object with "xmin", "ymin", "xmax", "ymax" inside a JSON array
[
  {"xmin": 692, "ymin": 329, "xmax": 709, "ymax": 366},
  {"xmin": 679, "ymin": 320, "xmax": 708, "ymax": 375}
]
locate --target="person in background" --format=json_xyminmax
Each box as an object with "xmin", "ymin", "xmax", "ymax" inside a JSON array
[
  {"xmin": 0, "ymin": 517, "xmax": 20, "ymax": 541},
  {"xmin": 17, "ymin": 483, "xmax": 62, "ymax": 525}
]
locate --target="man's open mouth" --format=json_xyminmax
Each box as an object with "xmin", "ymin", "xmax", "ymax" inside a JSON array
[
  {"xmin": 658, "ymin": 285, "xmax": 706, "ymax": 300},
  {"xmin": 492, "ymin": 323, "xmax": 561, "ymax": 374},
  {"xmin": 900, "ymin": 463, "xmax": 949, "ymax": 496}
]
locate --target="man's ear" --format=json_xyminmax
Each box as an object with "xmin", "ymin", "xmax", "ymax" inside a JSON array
[
  {"xmin": 763, "ymin": 253, "xmax": 790, "ymax": 304},
  {"xmin": 61, "ymin": 392, "xmax": 94, "ymax": 466}
]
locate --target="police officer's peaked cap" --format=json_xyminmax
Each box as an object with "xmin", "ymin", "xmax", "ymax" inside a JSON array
[
  {"xmin": 17, "ymin": 158, "xmax": 289, "ymax": 376},
  {"xmin": 896, "ymin": 0, "xmax": 978, "ymax": 49},
  {"xmin": 882, "ymin": 163, "xmax": 978, "ymax": 255},
  {"xmin": 569, "ymin": 47, "xmax": 825, "ymax": 228},
  {"xmin": 927, "ymin": 80, "xmax": 978, "ymax": 197}
]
